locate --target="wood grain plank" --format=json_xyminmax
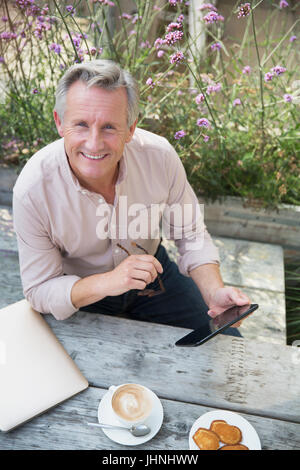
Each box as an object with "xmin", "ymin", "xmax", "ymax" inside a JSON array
[
  {"xmin": 43, "ymin": 312, "xmax": 300, "ymax": 423},
  {"xmin": 1, "ymin": 386, "xmax": 299, "ymax": 450}
]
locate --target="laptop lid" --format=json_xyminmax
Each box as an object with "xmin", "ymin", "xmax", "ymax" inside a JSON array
[{"xmin": 0, "ymin": 299, "xmax": 89, "ymax": 432}]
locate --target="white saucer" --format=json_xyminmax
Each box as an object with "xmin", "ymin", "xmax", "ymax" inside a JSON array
[
  {"xmin": 189, "ymin": 410, "xmax": 261, "ymax": 450},
  {"xmin": 97, "ymin": 388, "xmax": 164, "ymax": 446}
]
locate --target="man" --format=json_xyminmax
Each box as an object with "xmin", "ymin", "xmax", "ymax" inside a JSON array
[{"xmin": 13, "ymin": 59, "xmax": 250, "ymax": 332}]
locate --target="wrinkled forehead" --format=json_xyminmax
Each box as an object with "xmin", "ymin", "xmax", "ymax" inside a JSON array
[{"xmin": 64, "ymin": 81, "xmax": 129, "ymax": 121}]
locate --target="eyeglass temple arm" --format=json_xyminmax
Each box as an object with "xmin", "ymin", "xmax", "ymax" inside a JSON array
[{"xmin": 117, "ymin": 243, "xmax": 131, "ymax": 256}]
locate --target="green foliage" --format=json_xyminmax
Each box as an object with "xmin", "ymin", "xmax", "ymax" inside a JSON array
[{"xmin": 0, "ymin": 0, "xmax": 299, "ymax": 209}]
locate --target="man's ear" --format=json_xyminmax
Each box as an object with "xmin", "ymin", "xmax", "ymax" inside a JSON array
[
  {"xmin": 126, "ymin": 118, "xmax": 138, "ymax": 143},
  {"xmin": 53, "ymin": 110, "xmax": 64, "ymax": 137}
]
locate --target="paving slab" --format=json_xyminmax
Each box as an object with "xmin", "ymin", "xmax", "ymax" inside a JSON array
[
  {"xmin": 0, "ymin": 205, "xmax": 17, "ymax": 252},
  {"xmin": 236, "ymin": 287, "xmax": 286, "ymax": 345},
  {"xmin": 216, "ymin": 237, "xmax": 285, "ymax": 293},
  {"xmin": 162, "ymin": 237, "xmax": 285, "ymax": 293}
]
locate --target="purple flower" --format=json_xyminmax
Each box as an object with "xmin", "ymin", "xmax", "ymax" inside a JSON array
[
  {"xmin": 15, "ymin": 0, "xmax": 35, "ymax": 8},
  {"xmin": 166, "ymin": 22, "xmax": 182, "ymax": 32},
  {"xmin": 211, "ymin": 42, "xmax": 221, "ymax": 51},
  {"xmin": 198, "ymin": 3, "xmax": 217, "ymax": 11},
  {"xmin": 157, "ymin": 50, "xmax": 165, "ymax": 58},
  {"xmin": 154, "ymin": 37, "xmax": 164, "ymax": 49},
  {"xmin": 279, "ymin": 0, "xmax": 288, "ymax": 8},
  {"xmin": 195, "ymin": 93, "xmax": 205, "ymax": 104},
  {"xmin": 1, "ymin": 16, "xmax": 8, "ymax": 22},
  {"xmin": 206, "ymin": 83, "xmax": 221, "ymax": 94},
  {"xmin": 120, "ymin": 13, "xmax": 132, "ymax": 20},
  {"xmin": 0, "ymin": 57, "xmax": 5, "ymax": 63},
  {"xmin": 237, "ymin": 3, "xmax": 251, "ymax": 18},
  {"xmin": 203, "ymin": 11, "xmax": 219, "ymax": 23},
  {"xmin": 146, "ymin": 77, "xmax": 154, "ymax": 88},
  {"xmin": 264, "ymin": 72, "xmax": 274, "ymax": 82},
  {"xmin": 32, "ymin": 88, "xmax": 39, "ymax": 94},
  {"xmin": 170, "ymin": 51, "xmax": 185, "ymax": 65},
  {"xmin": 72, "ymin": 36, "xmax": 81, "ymax": 48},
  {"xmin": 1, "ymin": 31, "xmax": 17, "ymax": 40},
  {"xmin": 271, "ymin": 65, "xmax": 286, "ymax": 75},
  {"xmin": 203, "ymin": 135, "xmax": 210, "ymax": 142},
  {"xmin": 165, "ymin": 30, "xmax": 184, "ymax": 45},
  {"xmin": 290, "ymin": 35, "xmax": 297, "ymax": 42},
  {"xmin": 177, "ymin": 14, "xmax": 185, "ymax": 23},
  {"xmin": 89, "ymin": 47, "xmax": 97, "ymax": 55},
  {"xmin": 174, "ymin": 130, "xmax": 186, "ymax": 139},
  {"xmin": 283, "ymin": 94, "xmax": 292, "ymax": 102},
  {"xmin": 233, "ymin": 98, "xmax": 242, "ymax": 106},
  {"xmin": 66, "ymin": 5, "xmax": 76, "ymax": 15},
  {"xmin": 49, "ymin": 43, "xmax": 61, "ymax": 54},
  {"xmin": 169, "ymin": 0, "xmax": 183, "ymax": 6},
  {"xmin": 242, "ymin": 65, "xmax": 251, "ymax": 74},
  {"xmin": 197, "ymin": 118, "xmax": 211, "ymax": 128},
  {"xmin": 140, "ymin": 40, "xmax": 151, "ymax": 49}
]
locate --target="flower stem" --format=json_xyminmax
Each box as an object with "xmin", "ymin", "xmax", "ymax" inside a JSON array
[
  {"xmin": 52, "ymin": 0, "xmax": 80, "ymax": 62},
  {"xmin": 251, "ymin": 3, "xmax": 265, "ymax": 145}
]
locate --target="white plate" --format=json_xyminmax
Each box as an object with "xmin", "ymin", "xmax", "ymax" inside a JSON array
[
  {"xmin": 189, "ymin": 410, "xmax": 261, "ymax": 450},
  {"xmin": 97, "ymin": 388, "xmax": 164, "ymax": 446}
]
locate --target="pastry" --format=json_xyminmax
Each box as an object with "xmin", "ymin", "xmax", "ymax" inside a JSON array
[
  {"xmin": 219, "ymin": 444, "xmax": 249, "ymax": 450},
  {"xmin": 210, "ymin": 420, "xmax": 242, "ymax": 445},
  {"xmin": 193, "ymin": 428, "xmax": 220, "ymax": 450}
]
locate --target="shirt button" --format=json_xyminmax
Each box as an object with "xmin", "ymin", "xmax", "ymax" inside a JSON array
[
  {"xmin": 114, "ymin": 248, "xmax": 119, "ymax": 254},
  {"xmin": 98, "ymin": 197, "xmax": 104, "ymax": 203},
  {"xmin": 81, "ymin": 190, "xmax": 87, "ymax": 195}
]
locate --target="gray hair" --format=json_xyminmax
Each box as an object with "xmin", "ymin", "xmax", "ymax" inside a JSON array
[{"xmin": 54, "ymin": 59, "xmax": 139, "ymax": 127}]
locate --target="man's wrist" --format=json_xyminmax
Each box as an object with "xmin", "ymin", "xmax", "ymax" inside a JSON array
[
  {"xmin": 189, "ymin": 264, "xmax": 224, "ymax": 308},
  {"xmin": 71, "ymin": 272, "xmax": 111, "ymax": 309}
]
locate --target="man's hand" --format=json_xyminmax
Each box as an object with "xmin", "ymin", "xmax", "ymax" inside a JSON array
[
  {"xmin": 207, "ymin": 286, "xmax": 251, "ymax": 327},
  {"xmin": 105, "ymin": 254, "xmax": 163, "ymax": 297}
]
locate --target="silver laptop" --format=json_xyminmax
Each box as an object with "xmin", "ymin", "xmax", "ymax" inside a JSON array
[{"xmin": 0, "ymin": 299, "xmax": 89, "ymax": 432}]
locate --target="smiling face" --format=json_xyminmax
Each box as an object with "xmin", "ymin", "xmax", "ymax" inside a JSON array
[{"xmin": 54, "ymin": 81, "xmax": 137, "ymax": 192}]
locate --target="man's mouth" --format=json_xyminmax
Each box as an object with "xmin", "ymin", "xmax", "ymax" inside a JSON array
[{"xmin": 81, "ymin": 152, "xmax": 108, "ymax": 161}]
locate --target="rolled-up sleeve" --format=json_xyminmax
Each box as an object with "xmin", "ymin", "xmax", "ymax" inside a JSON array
[
  {"xmin": 13, "ymin": 193, "xmax": 81, "ymax": 320},
  {"xmin": 163, "ymin": 146, "xmax": 220, "ymax": 276}
]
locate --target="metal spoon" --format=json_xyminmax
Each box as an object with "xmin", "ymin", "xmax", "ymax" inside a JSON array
[{"xmin": 87, "ymin": 422, "xmax": 151, "ymax": 437}]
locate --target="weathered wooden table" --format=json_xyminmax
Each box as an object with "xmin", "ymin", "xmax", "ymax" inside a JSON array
[{"xmin": 1, "ymin": 311, "xmax": 299, "ymax": 450}]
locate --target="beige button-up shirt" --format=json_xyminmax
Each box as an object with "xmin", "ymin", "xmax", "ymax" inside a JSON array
[{"xmin": 13, "ymin": 127, "xmax": 219, "ymax": 320}]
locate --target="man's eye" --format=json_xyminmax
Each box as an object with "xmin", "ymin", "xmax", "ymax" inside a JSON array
[
  {"xmin": 77, "ymin": 122, "xmax": 88, "ymax": 127},
  {"xmin": 104, "ymin": 125, "xmax": 114, "ymax": 130}
]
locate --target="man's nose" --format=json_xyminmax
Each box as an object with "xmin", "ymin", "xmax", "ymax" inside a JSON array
[{"xmin": 87, "ymin": 128, "xmax": 105, "ymax": 152}]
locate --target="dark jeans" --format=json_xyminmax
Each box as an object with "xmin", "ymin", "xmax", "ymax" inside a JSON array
[{"xmin": 80, "ymin": 244, "xmax": 241, "ymax": 337}]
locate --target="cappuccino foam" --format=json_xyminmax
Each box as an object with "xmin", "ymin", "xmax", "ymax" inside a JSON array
[{"xmin": 112, "ymin": 384, "xmax": 152, "ymax": 422}]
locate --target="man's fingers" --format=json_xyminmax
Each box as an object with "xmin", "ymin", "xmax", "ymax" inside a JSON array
[
  {"xmin": 230, "ymin": 289, "xmax": 251, "ymax": 306},
  {"xmin": 130, "ymin": 254, "xmax": 163, "ymax": 274},
  {"xmin": 131, "ymin": 268, "xmax": 154, "ymax": 285},
  {"xmin": 132, "ymin": 261, "xmax": 158, "ymax": 282}
]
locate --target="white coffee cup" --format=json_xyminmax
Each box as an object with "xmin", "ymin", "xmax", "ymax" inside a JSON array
[{"xmin": 109, "ymin": 383, "xmax": 153, "ymax": 426}]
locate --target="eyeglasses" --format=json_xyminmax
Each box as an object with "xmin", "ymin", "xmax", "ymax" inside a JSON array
[{"xmin": 117, "ymin": 241, "xmax": 166, "ymax": 297}]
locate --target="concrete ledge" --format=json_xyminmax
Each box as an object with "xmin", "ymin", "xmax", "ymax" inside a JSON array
[{"xmin": 203, "ymin": 196, "xmax": 300, "ymax": 250}]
